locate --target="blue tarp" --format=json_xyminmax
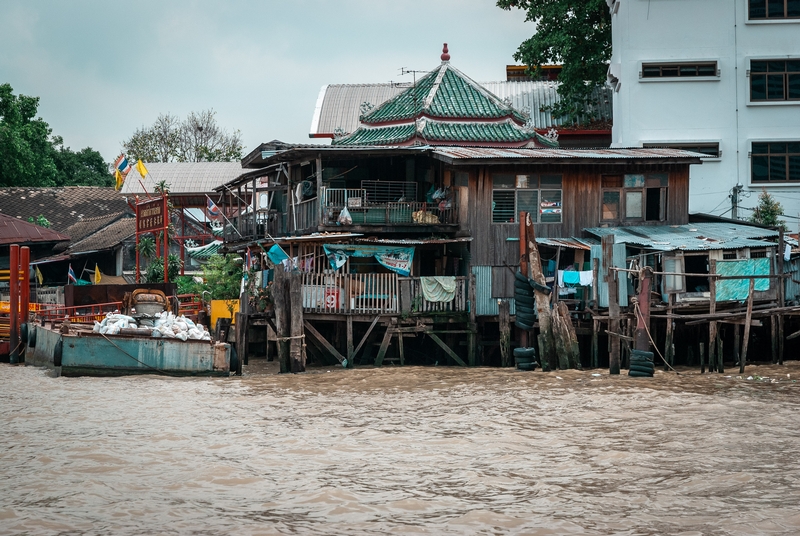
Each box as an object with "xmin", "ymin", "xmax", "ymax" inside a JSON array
[{"xmin": 715, "ymin": 258, "xmax": 770, "ymax": 302}]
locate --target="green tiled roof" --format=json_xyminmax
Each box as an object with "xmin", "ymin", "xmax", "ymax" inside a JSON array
[
  {"xmin": 334, "ymin": 124, "xmax": 416, "ymax": 146},
  {"xmin": 361, "ymin": 63, "xmax": 525, "ymax": 124},
  {"xmin": 187, "ymin": 240, "xmax": 223, "ymax": 260},
  {"xmin": 333, "ymin": 120, "xmax": 558, "ymax": 147}
]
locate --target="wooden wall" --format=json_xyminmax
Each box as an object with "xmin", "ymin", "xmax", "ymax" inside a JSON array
[{"xmin": 462, "ymin": 163, "xmax": 692, "ymax": 267}]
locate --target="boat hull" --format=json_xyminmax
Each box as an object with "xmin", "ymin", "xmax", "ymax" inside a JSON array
[{"xmin": 28, "ymin": 325, "xmax": 230, "ymax": 377}]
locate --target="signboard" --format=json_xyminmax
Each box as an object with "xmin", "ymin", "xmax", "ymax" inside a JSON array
[{"xmin": 136, "ymin": 197, "xmax": 168, "ymax": 234}]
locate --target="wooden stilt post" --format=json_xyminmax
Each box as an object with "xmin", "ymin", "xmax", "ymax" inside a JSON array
[
  {"xmin": 397, "ymin": 331, "xmax": 405, "ymax": 366},
  {"xmin": 733, "ymin": 323, "xmax": 741, "ymax": 368},
  {"xmin": 635, "ymin": 266, "xmax": 652, "ymax": 352},
  {"xmin": 273, "ymin": 265, "xmax": 290, "ymax": 373},
  {"xmin": 526, "ymin": 213, "xmax": 557, "ymax": 370},
  {"xmin": 374, "ymin": 326, "xmax": 393, "ymax": 367},
  {"xmin": 708, "ymin": 259, "xmax": 717, "ymax": 373},
  {"xmin": 717, "ymin": 333, "xmax": 724, "ymax": 373},
  {"xmin": 700, "ymin": 340, "xmax": 705, "ymax": 374},
  {"xmin": 289, "ymin": 272, "xmax": 304, "ymax": 373},
  {"xmin": 665, "ymin": 292, "xmax": 674, "ymax": 367},
  {"xmin": 603, "ymin": 236, "xmax": 620, "ymax": 375},
  {"xmin": 591, "ymin": 258, "xmax": 599, "ymax": 369},
  {"xmin": 740, "ymin": 277, "xmax": 755, "ymax": 374},
  {"xmin": 346, "ymin": 315, "xmax": 354, "ymax": 363},
  {"xmin": 518, "ymin": 212, "xmax": 528, "ymax": 349},
  {"xmin": 468, "ymin": 272, "xmax": 477, "ymax": 366},
  {"xmin": 778, "ymin": 230, "xmax": 785, "ymax": 364},
  {"xmin": 499, "ymin": 299, "xmax": 511, "ymax": 367}
]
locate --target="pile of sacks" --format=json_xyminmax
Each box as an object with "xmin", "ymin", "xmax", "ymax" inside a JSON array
[
  {"xmin": 93, "ymin": 313, "xmax": 137, "ymax": 335},
  {"xmin": 152, "ymin": 312, "xmax": 211, "ymax": 341},
  {"xmin": 93, "ymin": 312, "xmax": 211, "ymax": 341}
]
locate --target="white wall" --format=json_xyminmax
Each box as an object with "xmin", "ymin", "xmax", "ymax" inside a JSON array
[{"xmin": 610, "ymin": 0, "xmax": 800, "ymax": 228}]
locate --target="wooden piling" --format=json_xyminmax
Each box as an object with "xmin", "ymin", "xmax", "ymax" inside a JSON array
[
  {"xmin": 665, "ymin": 293, "xmax": 674, "ymax": 367},
  {"xmin": 499, "ymin": 299, "xmax": 511, "ymax": 367},
  {"xmin": 708, "ymin": 259, "xmax": 717, "ymax": 373},
  {"xmin": 273, "ymin": 265, "xmax": 290, "ymax": 373},
  {"xmin": 603, "ymin": 236, "xmax": 620, "ymax": 375},
  {"xmin": 591, "ymin": 258, "xmax": 599, "ymax": 369},
  {"xmin": 346, "ymin": 315, "xmax": 354, "ymax": 362},
  {"xmin": 733, "ymin": 323, "xmax": 741, "ymax": 368},
  {"xmin": 778, "ymin": 229, "xmax": 785, "ymax": 364},
  {"xmin": 635, "ymin": 266, "xmax": 652, "ymax": 352},
  {"xmin": 740, "ymin": 277, "xmax": 755, "ymax": 373},
  {"xmin": 289, "ymin": 272, "xmax": 304, "ymax": 373},
  {"xmin": 700, "ymin": 341, "xmax": 705, "ymax": 374},
  {"xmin": 518, "ymin": 212, "xmax": 528, "ymax": 349},
  {"xmin": 526, "ymin": 213, "xmax": 556, "ymax": 370}
]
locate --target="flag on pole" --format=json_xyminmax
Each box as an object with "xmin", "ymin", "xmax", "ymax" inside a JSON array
[
  {"xmin": 136, "ymin": 159, "xmax": 149, "ymax": 178},
  {"xmin": 94, "ymin": 264, "xmax": 102, "ymax": 284},
  {"xmin": 114, "ymin": 168, "xmax": 125, "ymax": 191},
  {"xmin": 67, "ymin": 264, "xmax": 77, "ymax": 284},
  {"xmin": 207, "ymin": 196, "xmax": 220, "ymax": 217},
  {"xmin": 114, "ymin": 154, "xmax": 132, "ymax": 176},
  {"xmin": 35, "ymin": 266, "xmax": 44, "ymax": 285}
]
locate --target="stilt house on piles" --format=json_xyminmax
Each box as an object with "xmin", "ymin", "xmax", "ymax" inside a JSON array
[{"xmin": 217, "ymin": 47, "xmax": 749, "ymax": 370}]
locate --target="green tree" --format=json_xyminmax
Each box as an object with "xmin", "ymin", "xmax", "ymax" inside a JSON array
[
  {"xmin": 123, "ymin": 109, "xmax": 243, "ymax": 163},
  {"xmin": 497, "ymin": 0, "xmax": 611, "ymax": 123},
  {"xmin": 0, "ymin": 84, "xmax": 112, "ymax": 187},
  {"xmin": 51, "ymin": 137, "xmax": 112, "ymax": 187},
  {"xmin": 201, "ymin": 254, "xmax": 243, "ymax": 302},
  {"xmin": 145, "ymin": 253, "xmax": 183, "ymax": 283},
  {"xmin": 0, "ymin": 83, "xmax": 58, "ymax": 186},
  {"xmin": 750, "ymin": 189, "xmax": 787, "ymax": 230}
]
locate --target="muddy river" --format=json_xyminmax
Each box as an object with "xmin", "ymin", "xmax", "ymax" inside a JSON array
[{"xmin": 2, "ymin": 360, "xmax": 799, "ymax": 535}]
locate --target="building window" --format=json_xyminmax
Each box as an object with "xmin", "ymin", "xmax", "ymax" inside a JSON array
[
  {"xmin": 491, "ymin": 173, "xmax": 562, "ymax": 224},
  {"xmin": 749, "ymin": 0, "xmax": 800, "ymax": 19},
  {"xmin": 750, "ymin": 60, "xmax": 800, "ymax": 101},
  {"xmin": 643, "ymin": 142, "xmax": 721, "ymax": 159},
  {"xmin": 751, "ymin": 142, "xmax": 800, "ymax": 182},
  {"xmin": 601, "ymin": 174, "xmax": 668, "ymax": 223},
  {"xmin": 641, "ymin": 62, "xmax": 718, "ymax": 79}
]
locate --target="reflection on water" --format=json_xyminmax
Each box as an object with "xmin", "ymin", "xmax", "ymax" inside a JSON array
[{"xmin": 2, "ymin": 361, "xmax": 800, "ymax": 535}]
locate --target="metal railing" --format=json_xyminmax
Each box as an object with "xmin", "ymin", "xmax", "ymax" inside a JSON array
[
  {"xmin": 321, "ymin": 186, "xmax": 458, "ymax": 226},
  {"xmin": 301, "ymin": 272, "xmax": 398, "ymax": 314},
  {"xmin": 292, "ymin": 197, "xmax": 318, "ymax": 232},
  {"xmin": 37, "ymin": 301, "xmax": 123, "ymax": 324}
]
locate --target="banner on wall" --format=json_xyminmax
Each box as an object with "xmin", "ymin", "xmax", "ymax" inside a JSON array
[{"xmin": 322, "ymin": 244, "xmax": 414, "ymax": 276}]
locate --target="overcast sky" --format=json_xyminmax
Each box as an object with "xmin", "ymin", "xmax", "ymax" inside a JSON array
[{"xmin": 0, "ymin": 0, "xmax": 534, "ymax": 163}]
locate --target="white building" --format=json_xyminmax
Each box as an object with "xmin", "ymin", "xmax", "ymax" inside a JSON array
[{"xmin": 608, "ymin": 0, "xmax": 800, "ymax": 227}]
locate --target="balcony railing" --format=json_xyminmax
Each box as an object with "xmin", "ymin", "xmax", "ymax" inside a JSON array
[
  {"xmin": 300, "ymin": 274, "xmax": 468, "ymax": 316},
  {"xmin": 321, "ymin": 187, "xmax": 457, "ymax": 226},
  {"xmin": 302, "ymin": 272, "xmax": 398, "ymax": 314}
]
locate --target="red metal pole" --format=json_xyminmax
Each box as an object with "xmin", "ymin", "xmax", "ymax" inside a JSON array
[
  {"xmin": 20, "ymin": 246, "xmax": 30, "ymax": 330},
  {"xmin": 135, "ymin": 200, "xmax": 140, "ymax": 282},
  {"xmin": 163, "ymin": 195, "xmax": 169, "ymax": 283},
  {"xmin": 9, "ymin": 244, "xmax": 19, "ymax": 364}
]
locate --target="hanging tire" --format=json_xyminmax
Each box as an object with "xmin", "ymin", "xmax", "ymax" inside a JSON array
[
  {"xmin": 28, "ymin": 325, "xmax": 37, "ymax": 348},
  {"xmin": 517, "ymin": 362, "xmax": 538, "ymax": 371},
  {"xmin": 515, "ymin": 312, "xmax": 536, "ymax": 326},
  {"xmin": 515, "ymin": 320, "xmax": 533, "ymax": 330},
  {"xmin": 515, "ymin": 271, "xmax": 529, "ymax": 283},
  {"xmin": 631, "ymin": 349, "xmax": 654, "ymax": 360},
  {"xmin": 514, "ymin": 285, "xmax": 534, "ymax": 297},
  {"xmin": 629, "ymin": 364, "xmax": 655, "ymax": 374},
  {"xmin": 513, "ymin": 347, "xmax": 537, "ymax": 358},
  {"xmin": 20, "ymin": 323, "xmax": 28, "ymax": 346},
  {"xmin": 515, "ymin": 303, "xmax": 535, "ymax": 315},
  {"xmin": 630, "ymin": 356, "xmax": 654, "ymax": 366},
  {"xmin": 628, "ymin": 370, "xmax": 653, "ymax": 378},
  {"xmin": 515, "ymin": 294, "xmax": 534, "ymax": 307},
  {"xmin": 53, "ymin": 339, "xmax": 63, "ymax": 368},
  {"xmin": 515, "ymin": 356, "xmax": 536, "ymax": 366}
]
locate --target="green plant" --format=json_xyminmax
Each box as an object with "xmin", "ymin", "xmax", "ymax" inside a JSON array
[
  {"xmin": 145, "ymin": 253, "xmax": 183, "ymax": 283},
  {"xmin": 750, "ymin": 188, "xmax": 787, "ymax": 231},
  {"xmin": 202, "ymin": 254, "xmax": 243, "ymax": 317},
  {"xmin": 27, "ymin": 214, "xmax": 50, "ymax": 228}
]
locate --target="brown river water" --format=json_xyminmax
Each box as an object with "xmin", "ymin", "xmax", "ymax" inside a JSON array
[{"xmin": 2, "ymin": 360, "xmax": 800, "ymax": 535}]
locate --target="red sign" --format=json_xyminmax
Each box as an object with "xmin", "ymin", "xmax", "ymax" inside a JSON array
[{"xmin": 136, "ymin": 197, "xmax": 167, "ymax": 234}]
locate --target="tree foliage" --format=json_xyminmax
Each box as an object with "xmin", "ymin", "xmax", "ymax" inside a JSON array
[
  {"xmin": 497, "ymin": 0, "xmax": 611, "ymax": 123},
  {"xmin": 201, "ymin": 254, "xmax": 243, "ymax": 301},
  {"xmin": 0, "ymin": 83, "xmax": 111, "ymax": 187},
  {"xmin": 123, "ymin": 110, "xmax": 243, "ymax": 163},
  {"xmin": 750, "ymin": 189, "xmax": 787, "ymax": 230}
]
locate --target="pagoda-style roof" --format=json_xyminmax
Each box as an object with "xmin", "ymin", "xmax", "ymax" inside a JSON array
[{"xmin": 333, "ymin": 44, "xmax": 556, "ymax": 148}]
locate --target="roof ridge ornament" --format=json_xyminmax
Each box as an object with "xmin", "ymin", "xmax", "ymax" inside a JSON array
[{"xmin": 441, "ymin": 43, "xmax": 450, "ymax": 62}]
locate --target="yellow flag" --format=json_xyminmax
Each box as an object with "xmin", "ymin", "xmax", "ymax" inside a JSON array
[
  {"xmin": 94, "ymin": 264, "xmax": 102, "ymax": 284},
  {"xmin": 35, "ymin": 266, "xmax": 43, "ymax": 285},
  {"xmin": 115, "ymin": 168, "xmax": 124, "ymax": 191},
  {"xmin": 136, "ymin": 159, "xmax": 149, "ymax": 178}
]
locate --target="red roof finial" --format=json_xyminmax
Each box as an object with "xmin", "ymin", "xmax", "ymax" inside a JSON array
[{"xmin": 441, "ymin": 43, "xmax": 450, "ymax": 62}]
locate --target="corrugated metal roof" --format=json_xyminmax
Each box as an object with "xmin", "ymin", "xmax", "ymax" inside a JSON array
[
  {"xmin": 536, "ymin": 237, "xmax": 598, "ymax": 250},
  {"xmin": 584, "ymin": 223, "xmax": 779, "ymax": 251},
  {"xmin": 311, "ymin": 80, "xmax": 612, "ymax": 137},
  {"xmin": 0, "ymin": 213, "xmax": 70, "ymax": 245},
  {"xmin": 432, "ymin": 146, "xmax": 706, "ymax": 162},
  {"xmin": 120, "ymin": 162, "xmax": 243, "ymax": 196},
  {"xmin": 356, "ymin": 237, "xmax": 472, "ymax": 245}
]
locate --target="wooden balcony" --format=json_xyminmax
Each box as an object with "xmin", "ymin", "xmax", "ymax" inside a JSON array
[{"xmin": 321, "ymin": 188, "xmax": 458, "ymax": 228}]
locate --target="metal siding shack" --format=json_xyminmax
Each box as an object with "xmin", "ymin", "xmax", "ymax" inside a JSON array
[
  {"xmin": 472, "ymin": 266, "xmax": 516, "ymax": 317},
  {"xmin": 591, "ymin": 244, "xmax": 628, "ymax": 308}
]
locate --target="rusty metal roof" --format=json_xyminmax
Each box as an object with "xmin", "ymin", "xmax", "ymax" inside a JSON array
[
  {"xmin": 431, "ymin": 146, "xmax": 706, "ymax": 163},
  {"xmin": 584, "ymin": 223, "xmax": 779, "ymax": 251},
  {"xmin": 0, "ymin": 213, "xmax": 70, "ymax": 245}
]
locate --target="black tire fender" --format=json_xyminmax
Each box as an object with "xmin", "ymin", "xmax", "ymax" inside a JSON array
[{"xmin": 53, "ymin": 338, "xmax": 63, "ymax": 368}]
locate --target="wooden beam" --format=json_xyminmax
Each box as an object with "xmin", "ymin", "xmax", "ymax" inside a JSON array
[
  {"xmin": 351, "ymin": 315, "xmax": 380, "ymax": 361},
  {"xmin": 346, "ymin": 315, "xmax": 354, "ymax": 361},
  {"xmin": 397, "ymin": 330, "xmax": 405, "ymax": 366},
  {"xmin": 427, "ymin": 332, "xmax": 467, "ymax": 367},
  {"xmin": 290, "ymin": 273, "xmax": 305, "ymax": 373},
  {"xmin": 499, "ymin": 299, "xmax": 511, "ymax": 367},
  {"xmin": 374, "ymin": 326, "xmax": 394, "ymax": 367},
  {"xmin": 303, "ymin": 320, "xmax": 345, "ymax": 364}
]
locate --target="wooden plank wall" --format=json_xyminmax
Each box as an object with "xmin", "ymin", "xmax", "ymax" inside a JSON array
[{"xmin": 465, "ymin": 164, "xmax": 691, "ymax": 267}]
